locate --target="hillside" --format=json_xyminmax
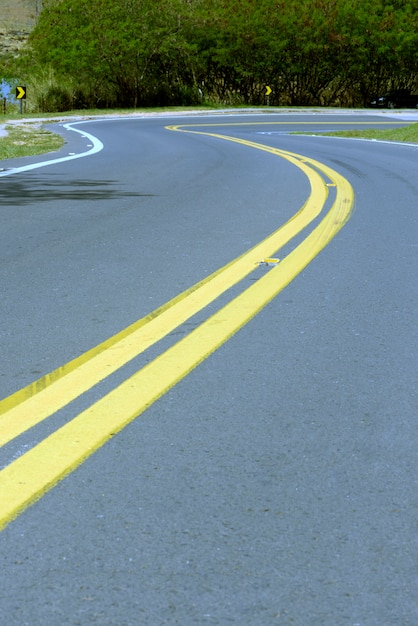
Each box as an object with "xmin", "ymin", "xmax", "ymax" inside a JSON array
[{"xmin": 0, "ymin": 0, "xmax": 39, "ymax": 54}]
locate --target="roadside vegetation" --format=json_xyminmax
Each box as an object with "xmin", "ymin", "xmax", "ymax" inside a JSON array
[
  {"xmin": 1, "ymin": 0, "xmax": 417, "ymax": 112},
  {"xmin": 0, "ymin": 122, "xmax": 64, "ymax": 159},
  {"xmin": 318, "ymin": 123, "xmax": 418, "ymax": 142}
]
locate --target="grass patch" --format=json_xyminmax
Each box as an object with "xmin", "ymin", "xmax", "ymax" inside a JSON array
[
  {"xmin": 0, "ymin": 123, "xmax": 64, "ymax": 159},
  {"xmin": 312, "ymin": 122, "xmax": 418, "ymax": 143},
  {"xmin": 1, "ymin": 105, "xmax": 217, "ymax": 121}
]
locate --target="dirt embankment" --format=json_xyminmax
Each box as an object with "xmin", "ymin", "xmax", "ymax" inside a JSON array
[
  {"xmin": 0, "ymin": 0, "xmax": 37, "ymax": 54},
  {"xmin": 0, "ymin": 30, "xmax": 30, "ymax": 55}
]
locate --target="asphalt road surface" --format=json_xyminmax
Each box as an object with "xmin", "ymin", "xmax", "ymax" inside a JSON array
[{"xmin": 0, "ymin": 111, "xmax": 417, "ymax": 625}]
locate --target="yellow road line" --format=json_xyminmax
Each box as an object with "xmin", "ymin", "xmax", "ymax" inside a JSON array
[
  {"xmin": 0, "ymin": 125, "xmax": 355, "ymax": 529},
  {"xmin": 0, "ymin": 141, "xmax": 327, "ymax": 446},
  {"xmin": 0, "ymin": 147, "xmax": 354, "ymax": 530},
  {"xmin": 167, "ymin": 121, "xmax": 409, "ymax": 128}
]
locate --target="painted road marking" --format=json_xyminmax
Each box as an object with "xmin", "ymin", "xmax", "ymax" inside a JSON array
[
  {"xmin": 0, "ymin": 140, "xmax": 327, "ymax": 444},
  {"xmin": 169, "ymin": 120, "xmax": 411, "ymax": 128},
  {"xmin": 0, "ymin": 124, "xmax": 354, "ymax": 530},
  {"xmin": 0, "ymin": 122, "xmax": 103, "ymax": 178}
]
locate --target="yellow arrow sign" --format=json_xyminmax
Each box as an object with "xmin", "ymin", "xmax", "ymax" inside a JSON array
[
  {"xmin": 16, "ymin": 86, "xmax": 26, "ymax": 99},
  {"xmin": 265, "ymin": 85, "xmax": 272, "ymax": 96}
]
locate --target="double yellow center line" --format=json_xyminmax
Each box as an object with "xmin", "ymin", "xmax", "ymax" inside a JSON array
[{"xmin": 0, "ymin": 124, "xmax": 354, "ymax": 530}]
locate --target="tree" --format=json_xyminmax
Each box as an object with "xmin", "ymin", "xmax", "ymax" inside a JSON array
[
  {"xmin": 25, "ymin": 0, "xmax": 418, "ymax": 110},
  {"xmin": 29, "ymin": 0, "xmax": 200, "ymax": 107}
]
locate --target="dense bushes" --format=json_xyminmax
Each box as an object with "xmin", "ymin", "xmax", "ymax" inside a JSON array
[{"xmin": 13, "ymin": 0, "xmax": 418, "ymax": 110}]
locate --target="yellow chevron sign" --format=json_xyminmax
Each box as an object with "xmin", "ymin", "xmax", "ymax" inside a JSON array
[
  {"xmin": 265, "ymin": 85, "xmax": 272, "ymax": 96},
  {"xmin": 16, "ymin": 86, "xmax": 26, "ymax": 99}
]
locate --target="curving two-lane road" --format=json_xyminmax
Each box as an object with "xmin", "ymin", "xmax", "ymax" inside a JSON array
[{"xmin": 0, "ymin": 112, "xmax": 417, "ymax": 625}]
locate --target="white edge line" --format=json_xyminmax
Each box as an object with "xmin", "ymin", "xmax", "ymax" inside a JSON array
[{"xmin": 0, "ymin": 122, "xmax": 104, "ymax": 178}]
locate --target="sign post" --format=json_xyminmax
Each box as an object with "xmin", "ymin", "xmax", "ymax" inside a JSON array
[
  {"xmin": 16, "ymin": 86, "xmax": 26, "ymax": 114},
  {"xmin": 265, "ymin": 85, "xmax": 272, "ymax": 106}
]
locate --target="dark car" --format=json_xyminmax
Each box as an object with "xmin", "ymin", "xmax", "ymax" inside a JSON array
[{"xmin": 369, "ymin": 89, "xmax": 418, "ymax": 108}]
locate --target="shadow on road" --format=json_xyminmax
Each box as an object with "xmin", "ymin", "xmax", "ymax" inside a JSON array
[{"xmin": 0, "ymin": 174, "xmax": 154, "ymax": 206}]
